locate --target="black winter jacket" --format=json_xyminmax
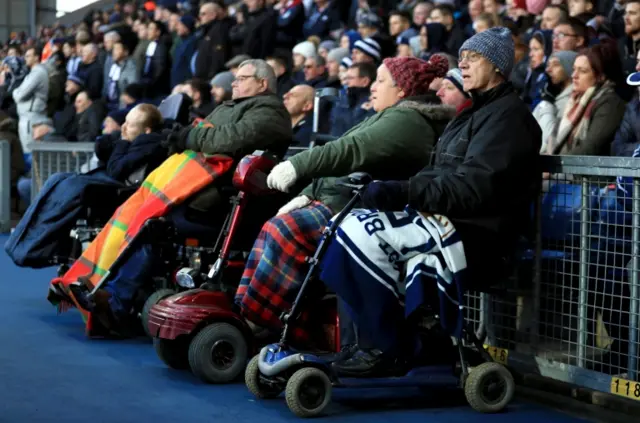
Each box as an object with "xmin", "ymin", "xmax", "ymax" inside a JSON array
[
  {"xmin": 407, "ymin": 83, "xmax": 542, "ymax": 264},
  {"xmin": 95, "ymin": 131, "xmax": 168, "ymax": 182}
]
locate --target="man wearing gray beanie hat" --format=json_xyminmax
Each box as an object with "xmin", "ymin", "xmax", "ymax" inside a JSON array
[{"xmin": 459, "ymin": 27, "xmax": 515, "ymax": 78}]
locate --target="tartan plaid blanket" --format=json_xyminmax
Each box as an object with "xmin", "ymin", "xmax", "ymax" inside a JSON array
[
  {"xmin": 48, "ymin": 151, "xmax": 234, "ymax": 330},
  {"xmin": 235, "ymin": 202, "xmax": 333, "ymax": 338}
]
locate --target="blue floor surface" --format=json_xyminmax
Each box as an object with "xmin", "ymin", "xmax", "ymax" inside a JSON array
[{"xmin": 0, "ymin": 235, "xmax": 589, "ymax": 423}]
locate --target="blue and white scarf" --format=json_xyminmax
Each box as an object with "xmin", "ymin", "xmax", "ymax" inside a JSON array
[{"xmin": 320, "ymin": 208, "xmax": 468, "ymax": 352}]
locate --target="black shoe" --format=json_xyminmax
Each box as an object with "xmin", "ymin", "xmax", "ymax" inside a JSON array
[{"xmin": 332, "ymin": 348, "xmax": 409, "ymax": 378}]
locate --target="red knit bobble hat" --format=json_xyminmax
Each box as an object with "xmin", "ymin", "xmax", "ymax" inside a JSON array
[{"xmin": 382, "ymin": 55, "xmax": 449, "ymax": 98}]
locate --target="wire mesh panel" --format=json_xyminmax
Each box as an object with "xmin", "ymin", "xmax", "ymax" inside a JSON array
[
  {"xmin": 464, "ymin": 155, "xmax": 640, "ymax": 401},
  {"xmin": 28, "ymin": 142, "xmax": 96, "ymax": 200}
]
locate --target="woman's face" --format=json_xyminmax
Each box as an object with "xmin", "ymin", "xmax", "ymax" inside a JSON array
[
  {"xmin": 459, "ymin": 50, "xmax": 501, "ymax": 92},
  {"xmin": 437, "ymin": 78, "xmax": 468, "ymax": 108},
  {"xmin": 483, "ymin": 0, "xmax": 498, "ymax": 14},
  {"xmin": 529, "ymin": 38, "xmax": 545, "ymax": 69},
  {"xmin": 293, "ymin": 53, "xmax": 306, "ymax": 69},
  {"xmin": 211, "ymin": 85, "xmax": 227, "ymax": 104},
  {"xmin": 546, "ymin": 57, "xmax": 569, "ymax": 85},
  {"xmin": 474, "ymin": 18, "xmax": 490, "ymax": 33},
  {"xmin": 419, "ymin": 26, "xmax": 428, "ymax": 51},
  {"xmin": 318, "ymin": 47, "xmax": 329, "ymax": 60},
  {"xmin": 340, "ymin": 35, "xmax": 350, "ymax": 50},
  {"xmin": 572, "ymin": 55, "xmax": 598, "ymax": 94},
  {"xmin": 370, "ymin": 64, "xmax": 404, "ymax": 112}
]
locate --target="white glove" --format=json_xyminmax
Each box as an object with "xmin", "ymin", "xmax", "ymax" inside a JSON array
[
  {"xmin": 267, "ymin": 161, "xmax": 297, "ymax": 192},
  {"xmin": 277, "ymin": 195, "xmax": 311, "ymax": 216}
]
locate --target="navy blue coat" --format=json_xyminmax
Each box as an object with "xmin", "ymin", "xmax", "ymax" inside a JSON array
[
  {"xmin": 611, "ymin": 98, "xmax": 640, "ymax": 157},
  {"xmin": 171, "ymin": 34, "xmax": 197, "ymax": 88},
  {"xmin": 329, "ymin": 87, "xmax": 375, "ymax": 137}
]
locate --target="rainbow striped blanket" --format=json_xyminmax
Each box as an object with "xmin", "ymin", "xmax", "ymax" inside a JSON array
[{"xmin": 48, "ymin": 151, "xmax": 234, "ymax": 331}]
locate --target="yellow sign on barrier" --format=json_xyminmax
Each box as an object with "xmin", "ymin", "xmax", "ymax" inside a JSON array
[
  {"xmin": 483, "ymin": 344, "xmax": 508, "ymax": 365},
  {"xmin": 611, "ymin": 377, "xmax": 640, "ymax": 401}
]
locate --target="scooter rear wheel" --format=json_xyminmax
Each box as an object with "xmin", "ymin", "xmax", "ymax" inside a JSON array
[
  {"xmin": 188, "ymin": 322, "xmax": 248, "ymax": 383},
  {"xmin": 464, "ymin": 362, "xmax": 515, "ymax": 413},
  {"xmin": 245, "ymin": 355, "xmax": 284, "ymax": 399},
  {"xmin": 285, "ymin": 367, "xmax": 332, "ymax": 418},
  {"xmin": 154, "ymin": 337, "xmax": 189, "ymax": 370}
]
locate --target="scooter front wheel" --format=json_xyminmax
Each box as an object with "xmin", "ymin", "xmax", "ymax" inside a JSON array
[
  {"xmin": 285, "ymin": 367, "xmax": 332, "ymax": 418},
  {"xmin": 464, "ymin": 361, "xmax": 515, "ymax": 413},
  {"xmin": 245, "ymin": 355, "xmax": 284, "ymax": 399}
]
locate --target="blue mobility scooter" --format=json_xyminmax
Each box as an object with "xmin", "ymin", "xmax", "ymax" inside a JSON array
[{"xmin": 244, "ymin": 173, "xmax": 516, "ymax": 418}]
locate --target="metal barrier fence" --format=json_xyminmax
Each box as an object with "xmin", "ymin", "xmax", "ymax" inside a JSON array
[
  {"xmin": 0, "ymin": 140, "xmax": 11, "ymax": 233},
  {"xmin": 466, "ymin": 154, "xmax": 640, "ymax": 405},
  {"xmin": 28, "ymin": 142, "xmax": 96, "ymax": 200}
]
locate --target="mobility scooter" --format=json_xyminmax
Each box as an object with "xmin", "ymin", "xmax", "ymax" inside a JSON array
[
  {"xmin": 146, "ymin": 150, "xmax": 292, "ymax": 383},
  {"xmin": 245, "ymin": 173, "xmax": 516, "ymax": 418}
]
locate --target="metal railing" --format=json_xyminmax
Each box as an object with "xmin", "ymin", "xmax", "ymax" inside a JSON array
[
  {"xmin": 28, "ymin": 142, "xmax": 96, "ymax": 200},
  {"xmin": 466, "ymin": 154, "xmax": 640, "ymax": 405},
  {"xmin": 0, "ymin": 140, "xmax": 11, "ymax": 233}
]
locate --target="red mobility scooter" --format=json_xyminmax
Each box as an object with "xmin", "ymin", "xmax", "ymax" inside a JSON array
[{"xmin": 146, "ymin": 150, "xmax": 292, "ymax": 383}]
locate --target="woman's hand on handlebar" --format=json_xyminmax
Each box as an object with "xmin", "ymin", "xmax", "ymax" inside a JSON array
[{"xmin": 267, "ymin": 161, "xmax": 298, "ymax": 192}]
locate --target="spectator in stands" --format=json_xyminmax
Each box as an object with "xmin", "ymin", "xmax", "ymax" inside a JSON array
[
  {"xmin": 568, "ymin": 0, "xmax": 595, "ymax": 22},
  {"xmin": 523, "ymin": 30, "xmax": 553, "ymax": 109},
  {"xmin": 430, "ymin": 5, "xmax": 466, "ymax": 53},
  {"xmin": 170, "ymin": 15, "xmax": 197, "ymax": 88},
  {"xmin": 541, "ymin": 4, "xmax": 569, "ymax": 30},
  {"xmin": 356, "ymin": 10, "xmax": 395, "ymax": 58},
  {"xmin": 63, "ymin": 39, "xmax": 81, "ymax": 76},
  {"xmin": 303, "ymin": 55, "xmax": 335, "ymax": 88},
  {"xmin": 547, "ymin": 43, "xmax": 626, "ymax": 156},
  {"xmin": 133, "ymin": 20, "xmax": 150, "ymax": 77},
  {"xmin": 283, "ymin": 84, "xmax": 315, "ymax": 146},
  {"xmin": 0, "ymin": 55, "xmax": 27, "ymax": 116},
  {"xmin": 225, "ymin": 54, "xmax": 252, "ymax": 76},
  {"xmin": 326, "ymin": 47, "xmax": 350, "ymax": 84},
  {"xmin": 52, "ymin": 74, "xmax": 84, "ymax": 141},
  {"xmin": 612, "ymin": 51, "xmax": 640, "ymax": 156},
  {"xmin": 120, "ymin": 82, "xmax": 144, "ymax": 109},
  {"xmin": 321, "ymin": 28, "xmax": 542, "ymax": 378},
  {"xmin": 396, "ymin": 36, "xmax": 414, "ymax": 57},
  {"xmin": 275, "ymin": 0, "xmax": 305, "ymax": 50},
  {"xmin": 141, "ymin": 20, "xmax": 172, "ymax": 98},
  {"xmin": 105, "ymin": 40, "xmax": 138, "ymax": 111},
  {"xmin": 210, "ymin": 71, "xmax": 234, "ymax": 105},
  {"xmin": 77, "ymin": 60, "xmax": 292, "ymax": 331},
  {"xmin": 412, "ymin": 2, "xmax": 434, "ymax": 27},
  {"xmin": 77, "ymin": 43, "xmax": 104, "ymax": 100},
  {"xmin": 552, "ymin": 17, "xmax": 588, "ymax": 52},
  {"xmin": 436, "ymin": 68, "xmax": 471, "ymax": 111},
  {"xmin": 352, "ymin": 38, "xmax": 382, "ymax": 64},
  {"xmin": 620, "ymin": 0, "xmax": 640, "ymax": 77},
  {"xmin": 193, "ymin": 1, "xmax": 233, "ymax": 81},
  {"xmin": 102, "ymin": 31, "xmax": 121, "ymax": 97},
  {"xmin": 474, "ymin": 13, "xmax": 498, "ymax": 34},
  {"xmin": 330, "ymin": 62, "xmax": 376, "ymax": 137},
  {"xmin": 292, "ymin": 40, "xmax": 316, "ymax": 81},
  {"xmin": 45, "ymin": 51, "xmax": 67, "ymax": 118},
  {"xmin": 230, "ymin": 0, "xmax": 278, "ymax": 59},
  {"xmin": 183, "ymin": 78, "xmax": 216, "ymax": 119},
  {"xmin": 102, "ymin": 109, "xmax": 127, "ymax": 135},
  {"xmin": 389, "ymin": 10, "xmax": 419, "ymax": 41},
  {"xmin": 340, "ymin": 29, "xmax": 362, "ymax": 51},
  {"xmin": 13, "ymin": 47, "xmax": 49, "ymax": 156},
  {"xmin": 267, "ymin": 55, "xmax": 294, "ymax": 98},
  {"xmin": 533, "ymin": 51, "xmax": 578, "ymax": 152},
  {"xmin": 303, "ymin": 0, "xmax": 341, "ymax": 39},
  {"xmin": 236, "ymin": 55, "xmax": 453, "ymax": 335},
  {"xmin": 73, "ymin": 91, "xmax": 105, "ymax": 142},
  {"xmin": 417, "ymin": 23, "xmax": 449, "ymax": 59},
  {"xmin": 0, "ymin": 110, "xmax": 25, "ymax": 198}
]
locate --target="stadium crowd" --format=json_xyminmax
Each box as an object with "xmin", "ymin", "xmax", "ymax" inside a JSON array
[{"xmin": 1, "ymin": 0, "xmax": 639, "ymax": 375}]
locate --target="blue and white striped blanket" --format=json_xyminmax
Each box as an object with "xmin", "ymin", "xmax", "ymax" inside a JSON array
[{"xmin": 320, "ymin": 208, "xmax": 468, "ymax": 353}]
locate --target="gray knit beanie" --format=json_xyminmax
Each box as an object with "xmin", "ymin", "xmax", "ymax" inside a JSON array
[
  {"xmin": 211, "ymin": 71, "xmax": 235, "ymax": 94},
  {"xmin": 551, "ymin": 50, "xmax": 578, "ymax": 80},
  {"xmin": 459, "ymin": 27, "xmax": 515, "ymax": 78},
  {"xmin": 327, "ymin": 47, "xmax": 350, "ymax": 64}
]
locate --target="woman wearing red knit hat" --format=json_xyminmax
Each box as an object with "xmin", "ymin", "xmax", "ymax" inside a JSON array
[{"xmin": 235, "ymin": 55, "xmax": 455, "ymax": 339}]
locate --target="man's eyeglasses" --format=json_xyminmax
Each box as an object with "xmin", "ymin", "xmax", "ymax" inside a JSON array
[
  {"xmin": 458, "ymin": 51, "xmax": 482, "ymax": 63},
  {"xmin": 235, "ymin": 75, "xmax": 257, "ymax": 82}
]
